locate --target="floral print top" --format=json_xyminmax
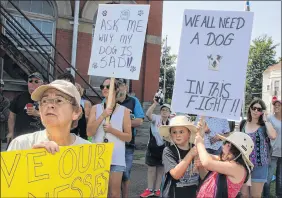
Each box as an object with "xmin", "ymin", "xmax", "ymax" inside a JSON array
[{"xmin": 243, "ymin": 124, "xmax": 269, "ymax": 166}]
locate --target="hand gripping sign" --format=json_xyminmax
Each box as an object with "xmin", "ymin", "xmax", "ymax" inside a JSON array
[{"xmin": 1, "ymin": 143, "xmax": 113, "ymax": 197}]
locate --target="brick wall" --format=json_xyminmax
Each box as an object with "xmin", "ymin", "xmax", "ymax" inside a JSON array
[{"xmin": 54, "ymin": 0, "xmax": 163, "ymax": 104}]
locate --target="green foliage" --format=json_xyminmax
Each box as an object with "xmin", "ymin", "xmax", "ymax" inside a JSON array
[
  {"xmin": 244, "ymin": 35, "xmax": 279, "ymax": 112},
  {"xmin": 159, "ymin": 40, "xmax": 177, "ymax": 103}
]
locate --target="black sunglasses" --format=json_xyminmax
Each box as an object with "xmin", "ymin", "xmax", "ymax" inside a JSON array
[
  {"xmin": 251, "ymin": 106, "xmax": 263, "ymax": 112},
  {"xmin": 223, "ymin": 141, "xmax": 231, "ymax": 145},
  {"xmin": 100, "ymin": 85, "xmax": 110, "ymax": 90},
  {"xmin": 28, "ymin": 79, "xmax": 40, "ymax": 84}
]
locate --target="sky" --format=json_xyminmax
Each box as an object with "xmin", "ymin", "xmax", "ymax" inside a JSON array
[{"xmin": 162, "ymin": 1, "xmax": 281, "ymax": 60}]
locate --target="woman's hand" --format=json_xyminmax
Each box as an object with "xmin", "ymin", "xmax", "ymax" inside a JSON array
[
  {"xmin": 102, "ymin": 108, "xmax": 113, "ymax": 118},
  {"xmin": 195, "ymin": 133, "xmax": 204, "ymax": 145},
  {"xmin": 103, "ymin": 123, "xmax": 113, "ymax": 133},
  {"xmin": 32, "ymin": 141, "xmax": 60, "ymax": 154}
]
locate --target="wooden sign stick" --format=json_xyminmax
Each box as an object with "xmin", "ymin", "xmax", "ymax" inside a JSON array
[{"xmin": 106, "ymin": 77, "xmax": 115, "ymax": 124}]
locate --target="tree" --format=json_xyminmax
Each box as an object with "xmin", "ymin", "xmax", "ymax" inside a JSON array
[
  {"xmin": 244, "ymin": 35, "xmax": 279, "ymax": 112},
  {"xmin": 159, "ymin": 40, "xmax": 177, "ymax": 103}
]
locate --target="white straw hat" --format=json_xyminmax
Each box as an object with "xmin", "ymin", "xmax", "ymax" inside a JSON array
[
  {"xmin": 159, "ymin": 115, "xmax": 197, "ymax": 144},
  {"xmin": 217, "ymin": 132, "xmax": 254, "ymax": 168}
]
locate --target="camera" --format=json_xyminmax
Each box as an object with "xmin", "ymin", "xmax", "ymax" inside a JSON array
[{"xmin": 154, "ymin": 89, "xmax": 164, "ymax": 106}]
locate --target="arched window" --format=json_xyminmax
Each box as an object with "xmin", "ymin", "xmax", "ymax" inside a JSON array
[{"xmin": 6, "ymin": 0, "xmax": 55, "ymax": 53}]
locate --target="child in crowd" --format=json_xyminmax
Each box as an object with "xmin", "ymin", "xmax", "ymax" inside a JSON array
[
  {"xmin": 195, "ymin": 132, "xmax": 254, "ymax": 198},
  {"xmin": 159, "ymin": 115, "xmax": 199, "ymax": 198}
]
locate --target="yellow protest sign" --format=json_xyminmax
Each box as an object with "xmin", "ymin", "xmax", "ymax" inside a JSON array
[{"xmin": 1, "ymin": 143, "xmax": 113, "ymax": 198}]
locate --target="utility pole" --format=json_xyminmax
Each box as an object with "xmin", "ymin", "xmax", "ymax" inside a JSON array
[
  {"xmin": 163, "ymin": 35, "xmax": 168, "ymax": 102},
  {"xmin": 241, "ymin": 1, "xmax": 250, "ymax": 119}
]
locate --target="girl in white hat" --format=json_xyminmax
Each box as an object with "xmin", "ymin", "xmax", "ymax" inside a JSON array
[
  {"xmin": 159, "ymin": 115, "xmax": 200, "ymax": 198},
  {"xmin": 195, "ymin": 132, "xmax": 254, "ymax": 198}
]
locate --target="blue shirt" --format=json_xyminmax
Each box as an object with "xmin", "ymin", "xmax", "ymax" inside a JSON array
[{"xmin": 194, "ymin": 116, "xmax": 230, "ymax": 150}]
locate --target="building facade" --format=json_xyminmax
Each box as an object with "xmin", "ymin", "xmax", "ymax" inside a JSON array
[
  {"xmin": 262, "ymin": 61, "xmax": 281, "ymax": 113},
  {"xmin": 0, "ymin": 0, "xmax": 163, "ymax": 104}
]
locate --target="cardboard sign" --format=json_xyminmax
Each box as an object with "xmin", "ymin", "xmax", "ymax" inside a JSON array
[
  {"xmin": 171, "ymin": 9, "xmax": 254, "ymax": 120},
  {"xmin": 1, "ymin": 143, "xmax": 113, "ymax": 197},
  {"xmin": 88, "ymin": 4, "xmax": 150, "ymax": 80}
]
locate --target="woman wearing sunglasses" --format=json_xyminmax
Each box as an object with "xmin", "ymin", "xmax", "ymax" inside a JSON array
[
  {"xmin": 195, "ymin": 132, "xmax": 254, "ymax": 198},
  {"xmin": 87, "ymin": 78, "xmax": 132, "ymax": 198},
  {"xmin": 239, "ymin": 99, "xmax": 277, "ymax": 198}
]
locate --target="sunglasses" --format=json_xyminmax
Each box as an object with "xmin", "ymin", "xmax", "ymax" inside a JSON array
[
  {"xmin": 100, "ymin": 85, "xmax": 110, "ymax": 90},
  {"xmin": 28, "ymin": 79, "xmax": 41, "ymax": 84},
  {"xmin": 251, "ymin": 106, "xmax": 263, "ymax": 112}
]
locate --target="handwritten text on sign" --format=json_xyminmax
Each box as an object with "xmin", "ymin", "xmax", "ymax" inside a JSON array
[
  {"xmin": 1, "ymin": 143, "xmax": 113, "ymax": 197},
  {"xmin": 88, "ymin": 4, "xmax": 150, "ymax": 80},
  {"xmin": 171, "ymin": 10, "xmax": 254, "ymax": 120}
]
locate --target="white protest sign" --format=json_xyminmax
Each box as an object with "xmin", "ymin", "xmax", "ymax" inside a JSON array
[
  {"xmin": 88, "ymin": 4, "xmax": 150, "ymax": 80},
  {"xmin": 171, "ymin": 9, "xmax": 254, "ymax": 121}
]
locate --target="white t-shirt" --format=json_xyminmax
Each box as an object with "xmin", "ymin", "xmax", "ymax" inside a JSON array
[
  {"xmin": 150, "ymin": 114, "xmax": 165, "ymax": 146},
  {"xmin": 7, "ymin": 130, "xmax": 91, "ymax": 151}
]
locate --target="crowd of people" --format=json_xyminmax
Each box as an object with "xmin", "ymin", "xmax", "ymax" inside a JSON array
[{"xmin": 0, "ymin": 71, "xmax": 281, "ymax": 198}]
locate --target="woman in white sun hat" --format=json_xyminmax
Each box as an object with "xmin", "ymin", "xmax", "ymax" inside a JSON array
[
  {"xmin": 195, "ymin": 131, "xmax": 254, "ymax": 198},
  {"xmin": 159, "ymin": 115, "xmax": 200, "ymax": 198}
]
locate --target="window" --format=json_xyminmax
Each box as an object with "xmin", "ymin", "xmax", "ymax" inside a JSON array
[
  {"xmin": 267, "ymin": 85, "xmax": 270, "ymax": 91},
  {"xmin": 6, "ymin": 0, "xmax": 55, "ymax": 53},
  {"xmin": 7, "ymin": 0, "xmax": 54, "ymax": 16},
  {"xmin": 274, "ymin": 81, "xmax": 280, "ymax": 92}
]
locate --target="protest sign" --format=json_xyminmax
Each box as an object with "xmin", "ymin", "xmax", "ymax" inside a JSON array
[
  {"xmin": 171, "ymin": 9, "xmax": 254, "ymax": 120},
  {"xmin": 88, "ymin": 4, "xmax": 150, "ymax": 80},
  {"xmin": 1, "ymin": 143, "xmax": 113, "ymax": 197}
]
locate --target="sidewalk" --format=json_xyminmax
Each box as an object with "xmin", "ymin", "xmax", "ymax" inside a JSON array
[{"xmin": 133, "ymin": 149, "xmax": 146, "ymax": 165}]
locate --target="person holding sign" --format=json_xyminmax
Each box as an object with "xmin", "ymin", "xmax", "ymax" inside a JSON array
[
  {"xmin": 87, "ymin": 78, "xmax": 132, "ymax": 198},
  {"xmin": 195, "ymin": 132, "xmax": 254, "ymax": 198},
  {"xmin": 239, "ymin": 99, "xmax": 277, "ymax": 198},
  {"xmin": 7, "ymin": 80, "xmax": 90, "ymax": 152},
  {"xmin": 159, "ymin": 115, "xmax": 199, "ymax": 198}
]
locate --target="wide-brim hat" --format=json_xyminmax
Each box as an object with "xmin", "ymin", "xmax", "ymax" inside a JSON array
[
  {"xmin": 217, "ymin": 132, "xmax": 254, "ymax": 169},
  {"xmin": 159, "ymin": 115, "xmax": 197, "ymax": 144},
  {"xmin": 31, "ymin": 80, "xmax": 81, "ymax": 105}
]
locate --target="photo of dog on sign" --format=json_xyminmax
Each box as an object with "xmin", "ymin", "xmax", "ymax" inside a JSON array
[{"xmin": 207, "ymin": 54, "xmax": 222, "ymax": 71}]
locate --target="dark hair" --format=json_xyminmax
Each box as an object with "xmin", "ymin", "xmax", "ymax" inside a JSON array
[
  {"xmin": 102, "ymin": 78, "xmax": 118, "ymax": 90},
  {"xmin": 57, "ymin": 72, "xmax": 75, "ymax": 85},
  {"xmin": 247, "ymin": 98, "xmax": 266, "ymax": 126}
]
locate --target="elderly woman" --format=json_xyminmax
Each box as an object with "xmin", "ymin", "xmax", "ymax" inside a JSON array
[
  {"xmin": 7, "ymin": 80, "xmax": 90, "ymax": 152},
  {"xmin": 87, "ymin": 78, "xmax": 131, "ymax": 198}
]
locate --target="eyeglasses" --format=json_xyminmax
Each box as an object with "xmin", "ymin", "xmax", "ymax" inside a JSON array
[
  {"xmin": 251, "ymin": 106, "xmax": 263, "ymax": 112},
  {"xmin": 28, "ymin": 79, "xmax": 41, "ymax": 84},
  {"xmin": 161, "ymin": 108, "xmax": 170, "ymax": 112},
  {"xmin": 39, "ymin": 97, "xmax": 73, "ymax": 106},
  {"xmin": 100, "ymin": 85, "xmax": 110, "ymax": 90}
]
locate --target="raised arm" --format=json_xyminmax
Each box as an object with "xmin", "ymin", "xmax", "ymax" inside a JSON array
[
  {"xmin": 195, "ymin": 134, "xmax": 244, "ymax": 179},
  {"xmin": 264, "ymin": 113, "xmax": 277, "ymax": 140},
  {"xmin": 146, "ymin": 99, "xmax": 158, "ymax": 121}
]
